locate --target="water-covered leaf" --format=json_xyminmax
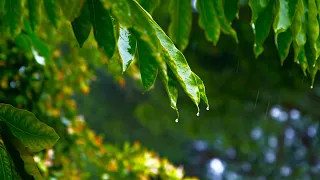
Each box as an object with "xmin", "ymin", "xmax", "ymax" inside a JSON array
[
  {"xmin": 4, "ymin": 0, "xmax": 23, "ymax": 36},
  {"xmin": 168, "ymin": 0, "xmax": 192, "ymax": 51},
  {"xmin": 27, "ymin": 0, "xmax": 42, "ymax": 31},
  {"xmin": 0, "ymin": 104, "xmax": 59, "ymax": 152},
  {"xmin": 197, "ymin": 0, "xmax": 220, "ymax": 45},
  {"xmin": 88, "ymin": 0, "xmax": 116, "ymax": 58},
  {"xmin": 118, "ymin": 25, "xmax": 137, "ymax": 72},
  {"xmin": 72, "ymin": 3, "xmax": 92, "ymax": 47}
]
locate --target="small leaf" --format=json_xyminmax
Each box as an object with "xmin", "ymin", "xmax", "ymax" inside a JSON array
[
  {"xmin": 136, "ymin": 0, "xmax": 160, "ymax": 14},
  {"xmin": 72, "ymin": 3, "xmax": 92, "ymax": 47},
  {"xmin": 138, "ymin": 39, "xmax": 158, "ymax": 91},
  {"xmin": 250, "ymin": 0, "xmax": 274, "ymax": 57},
  {"xmin": 57, "ymin": 0, "xmax": 85, "ymax": 21},
  {"xmin": 118, "ymin": 25, "xmax": 137, "ymax": 72},
  {"xmin": 0, "ymin": 138, "xmax": 13, "ymax": 180},
  {"xmin": 212, "ymin": 0, "xmax": 238, "ymax": 42},
  {"xmin": 275, "ymin": 30, "xmax": 293, "ymax": 64},
  {"xmin": 0, "ymin": 104, "xmax": 59, "ymax": 152},
  {"xmin": 197, "ymin": 0, "xmax": 220, "ymax": 45},
  {"xmin": 223, "ymin": 0, "xmax": 239, "ymax": 22},
  {"xmin": 43, "ymin": 0, "xmax": 60, "ymax": 27},
  {"xmin": 28, "ymin": 0, "xmax": 42, "ymax": 31},
  {"xmin": 168, "ymin": 0, "xmax": 192, "ymax": 51},
  {"xmin": 88, "ymin": 0, "xmax": 116, "ymax": 58},
  {"xmin": 193, "ymin": 73, "xmax": 209, "ymax": 108},
  {"xmin": 4, "ymin": 0, "xmax": 23, "ymax": 36}
]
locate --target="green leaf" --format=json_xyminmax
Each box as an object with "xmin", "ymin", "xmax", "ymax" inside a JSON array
[
  {"xmin": 212, "ymin": 0, "xmax": 238, "ymax": 43},
  {"xmin": 0, "ymin": 138, "xmax": 13, "ymax": 180},
  {"xmin": 138, "ymin": 39, "xmax": 158, "ymax": 91},
  {"xmin": 0, "ymin": 104, "xmax": 59, "ymax": 152},
  {"xmin": 197, "ymin": 0, "xmax": 220, "ymax": 45},
  {"xmin": 223, "ymin": 0, "xmax": 239, "ymax": 22},
  {"xmin": 71, "ymin": 3, "xmax": 92, "ymax": 48},
  {"xmin": 43, "ymin": 0, "xmax": 60, "ymax": 27},
  {"xmin": 9, "ymin": 136, "xmax": 44, "ymax": 180},
  {"xmin": 88, "ymin": 0, "xmax": 116, "ymax": 58},
  {"xmin": 275, "ymin": 30, "xmax": 293, "ymax": 64},
  {"xmin": 136, "ymin": 0, "xmax": 160, "ymax": 14},
  {"xmin": 28, "ymin": 0, "xmax": 42, "ymax": 31},
  {"xmin": 168, "ymin": 0, "xmax": 192, "ymax": 51},
  {"xmin": 306, "ymin": 0, "xmax": 319, "ymax": 65},
  {"xmin": 249, "ymin": 0, "xmax": 274, "ymax": 57},
  {"xmin": 193, "ymin": 73, "xmax": 209, "ymax": 109},
  {"xmin": 118, "ymin": 25, "xmax": 137, "ymax": 72},
  {"xmin": 57, "ymin": 0, "xmax": 85, "ymax": 21},
  {"xmin": 273, "ymin": 0, "xmax": 298, "ymax": 34},
  {"xmin": 4, "ymin": 0, "xmax": 23, "ymax": 36}
]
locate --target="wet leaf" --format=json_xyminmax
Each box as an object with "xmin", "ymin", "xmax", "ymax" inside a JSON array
[
  {"xmin": 118, "ymin": 25, "xmax": 137, "ymax": 72},
  {"xmin": 138, "ymin": 39, "xmax": 158, "ymax": 90},
  {"xmin": 43, "ymin": 0, "xmax": 60, "ymax": 27},
  {"xmin": 72, "ymin": 3, "xmax": 92, "ymax": 47},
  {"xmin": 4, "ymin": 0, "xmax": 23, "ymax": 36},
  {"xmin": 306, "ymin": 0, "xmax": 319, "ymax": 65},
  {"xmin": 223, "ymin": 0, "xmax": 239, "ymax": 22},
  {"xmin": 168, "ymin": 0, "xmax": 192, "ymax": 51},
  {"xmin": 197, "ymin": 0, "xmax": 220, "ymax": 45},
  {"xmin": 275, "ymin": 30, "xmax": 293, "ymax": 64},
  {"xmin": 249, "ymin": 0, "xmax": 274, "ymax": 57},
  {"xmin": 28, "ymin": 0, "xmax": 42, "ymax": 31},
  {"xmin": 88, "ymin": 0, "xmax": 116, "ymax": 58},
  {"xmin": 193, "ymin": 73, "xmax": 209, "ymax": 109},
  {"xmin": 0, "ymin": 103, "xmax": 59, "ymax": 152}
]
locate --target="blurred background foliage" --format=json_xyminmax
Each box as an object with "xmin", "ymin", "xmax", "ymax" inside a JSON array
[{"xmin": 1, "ymin": 0, "xmax": 320, "ymax": 179}]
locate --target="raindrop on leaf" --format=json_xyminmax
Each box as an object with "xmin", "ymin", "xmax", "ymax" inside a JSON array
[
  {"xmin": 311, "ymin": 85, "xmax": 314, "ymax": 89},
  {"xmin": 206, "ymin": 106, "xmax": 210, "ymax": 111},
  {"xmin": 196, "ymin": 112, "xmax": 200, "ymax": 116},
  {"xmin": 175, "ymin": 119, "xmax": 179, "ymax": 123}
]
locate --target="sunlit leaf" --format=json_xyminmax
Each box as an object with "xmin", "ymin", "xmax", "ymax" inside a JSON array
[
  {"xmin": 4, "ymin": 0, "xmax": 23, "ymax": 36},
  {"xmin": 88, "ymin": 0, "xmax": 116, "ymax": 58},
  {"xmin": 118, "ymin": 25, "xmax": 137, "ymax": 72},
  {"xmin": 43, "ymin": 0, "xmax": 60, "ymax": 27},
  {"xmin": 27, "ymin": 0, "xmax": 42, "ymax": 31},
  {"xmin": 72, "ymin": 3, "xmax": 92, "ymax": 47},
  {"xmin": 168, "ymin": 0, "xmax": 192, "ymax": 51},
  {"xmin": 197, "ymin": 0, "xmax": 220, "ymax": 45},
  {"xmin": 0, "ymin": 104, "xmax": 59, "ymax": 152}
]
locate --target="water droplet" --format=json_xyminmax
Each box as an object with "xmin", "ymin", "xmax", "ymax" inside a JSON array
[
  {"xmin": 313, "ymin": 64, "xmax": 316, "ymax": 67},
  {"xmin": 206, "ymin": 106, "xmax": 210, "ymax": 111},
  {"xmin": 311, "ymin": 85, "xmax": 314, "ymax": 89},
  {"xmin": 196, "ymin": 112, "xmax": 200, "ymax": 116},
  {"xmin": 175, "ymin": 119, "xmax": 179, "ymax": 123}
]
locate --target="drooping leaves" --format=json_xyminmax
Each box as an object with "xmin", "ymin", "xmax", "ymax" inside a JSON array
[
  {"xmin": 168, "ymin": 0, "xmax": 192, "ymax": 51},
  {"xmin": 0, "ymin": 104, "xmax": 59, "ymax": 152},
  {"xmin": 72, "ymin": 3, "xmax": 92, "ymax": 48},
  {"xmin": 27, "ymin": 0, "xmax": 42, "ymax": 31},
  {"xmin": 197, "ymin": 0, "xmax": 220, "ymax": 45},
  {"xmin": 43, "ymin": 0, "xmax": 60, "ymax": 27},
  {"xmin": 88, "ymin": 0, "xmax": 116, "ymax": 58},
  {"xmin": 118, "ymin": 25, "xmax": 137, "ymax": 72},
  {"xmin": 138, "ymin": 39, "xmax": 158, "ymax": 91},
  {"xmin": 223, "ymin": 0, "xmax": 239, "ymax": 22},
  {"xmin": 3, "ymin": 0, "xmax": 23, "ymax": 36}
]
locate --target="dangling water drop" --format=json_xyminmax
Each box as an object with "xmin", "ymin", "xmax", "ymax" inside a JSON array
[
  {"xmin": 175, "ymin": 119, "xmax": 179, "ymax": 123},
  {"xmin": 206, "ymin": 106, "xmax": 210, "ymax": 111},
  {"xmin": 313, "ymin": 64, "xmax": 316, "ymax": 67},
  {"xmin": 311, "ymin": 85, "xmax": 314, "ymax": 89},
  {"xmin": 196, "ymin": 112, "xmax": 200, "ymax": 116}
]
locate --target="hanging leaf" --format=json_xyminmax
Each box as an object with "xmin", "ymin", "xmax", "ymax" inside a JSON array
[
  {"xmin": 197, "ymin": 0, "xmax": 220, "ymax": 45},
  {"xmin": 138, "ymin": 39, "xmax": 158, "ymax": 91},
  {"xmin": 43, "ymin": 0, "xmax": 60, "ymax": 27},
  {"xmin": 136, "ymin": 0, "xmax": 160, "ymax": 14},
  {"xmin": 118, "ymin": 25, "xmax": 137, "ymax": 72},
  {"xmin": 57, "ymin": 0, "xmax": 85, "ymax": 21},
  {"xmin": 168, "ymin": 0, "xmax": 192, "ymax": 51},
  {"xmin": 223, "ymin": 0, "xmax": 239, "ymax": 22},
  {"xmin": 0, "ymin": 104, "xmax": 59, "ymax": 152},
  {"xmin": 0, "ymin": 138, "xmax": 13, "ymax": 180},
  {"xmin": 249, "ymin": 0, "xmax": 274, "ymax": 57},
  {"xmin": 193, "ymin": 73, "xmax": 209, "ymax": 109},
  {"xmin": 306, "ymin": 0, "xmax": 319, "ymax": 65},
  {"xmin": 27, "ymin": 0, "xmax": 42, "ymax": 31},
  {"xmin": 72, "ymin": 3, "xmax": 92, "ymax": 48},
  {"xmin": 275, "ymin": 30, "xmax": 293, "ymax": 64},
  {"xmin": 88, "ymin": 0, "xmax": 116, "ymax": 59},
  {"xmin": 3, "ymin": 0, "xmax": 23, "ymax": 36}
]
